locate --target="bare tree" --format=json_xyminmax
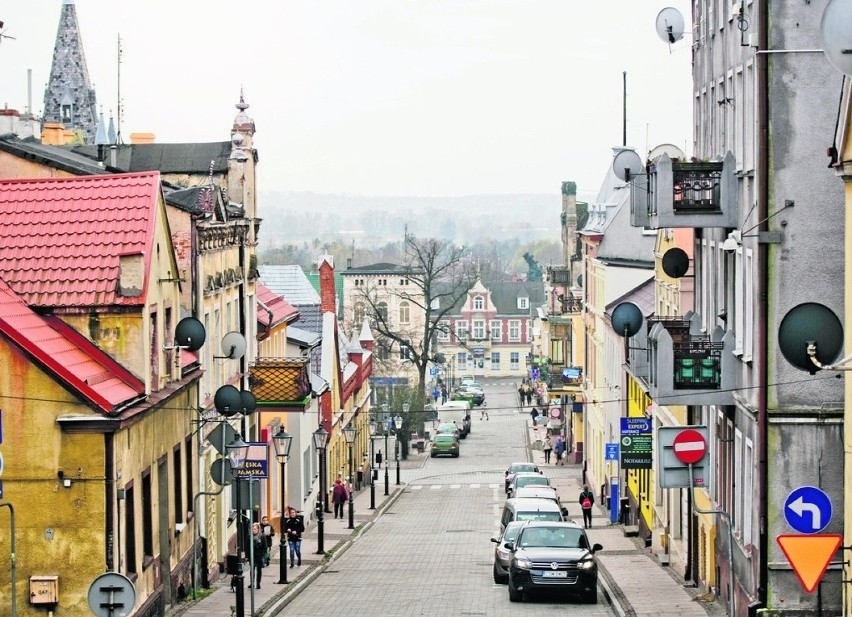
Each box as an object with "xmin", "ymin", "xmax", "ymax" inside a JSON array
[{"xmin": 354, "ymin": 233, "xmax": 477, "ymax": 397}]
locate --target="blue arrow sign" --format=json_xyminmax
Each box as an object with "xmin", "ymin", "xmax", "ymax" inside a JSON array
[
  {"xmin": 784, "ymin": 486, "xmax": 832, "ymax": 534},
  {"xmin": 605, "ymin": 443, "xmax": 619, "ymax": 461}
]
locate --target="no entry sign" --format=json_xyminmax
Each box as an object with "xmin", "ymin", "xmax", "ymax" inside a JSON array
[{"xmin": 672, "ymin": 429, "xmax": 707, "ymax": 464}]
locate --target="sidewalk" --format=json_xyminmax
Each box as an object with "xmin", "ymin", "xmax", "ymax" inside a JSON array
[
  {"xmin": 526, "ymin": 421, "xmax": 722, "ymax": 617},
  {"xmin": 168, "ymin": 454, "xmax": 424, "ymax": 617}
]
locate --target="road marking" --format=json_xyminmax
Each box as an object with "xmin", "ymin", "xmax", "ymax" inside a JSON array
[
  {"xmin": 450, "ymin": 484, "xmax": 461, "ymax": 489},
  {"xmin": 470, "ymin": 483, "xmax": 481, "ymax": 488},
  {"xmin": 430, "ymin": 485, "xmax": 442, "ymax": 490},
  {"xmin": 411, "ymin": 485, "xmax": 423, "ymax": 490}
]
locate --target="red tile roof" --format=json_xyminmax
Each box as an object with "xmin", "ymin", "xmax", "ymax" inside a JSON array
[
  {"xmin": 0, "ymin": 279, "xmax": 145, "ymax": 414},
  {"xmin": 0, "ymin": 172, "xmax": 162, "ymax": 308},
  {"xmin": 257, "ymin": 282, "xmax": 299, "ymax": 328}
]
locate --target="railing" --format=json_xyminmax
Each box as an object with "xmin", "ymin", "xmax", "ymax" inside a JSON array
[
  {"xmin": 248, "ymin": 357, "xmax": 311, "ymax": 401},
  {"xmin": 673, "ymin": 338, "xmax": 723, "ymax": 389},
  {"xmin": 671, "ymin": 162, "xmax": 723, "ymax": 213}
]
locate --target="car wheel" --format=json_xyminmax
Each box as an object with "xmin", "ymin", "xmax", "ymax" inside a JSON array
[
  {"xmin": 453, "ymin": 453, "xmax": 459, "ymax": 458},
  {"xmin": 584, "ymin": 589, "xmax": 598, "ymax": 604},
  {"xmin": 430, "ymin": 453, "xmax": 436, "ymax": 458},
  {"xmin": 507, "ymin": 578, "xmax": 523, "ymax": 602},
  {"xmin": 493, "ymin": 563, "xmax": 508, "ymax": 585}
]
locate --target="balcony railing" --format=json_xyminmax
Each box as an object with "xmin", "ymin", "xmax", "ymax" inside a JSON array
[
  {"xmin": 248, "ymin": 357, "xmax": 311, "ymax": 402},
  {"xmin": 673, "ymin": 338, "xmax": 723, "ymax": 390}
]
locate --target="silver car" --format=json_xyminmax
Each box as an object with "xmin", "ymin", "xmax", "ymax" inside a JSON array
[{"xmin": 491, "ymin": 521, "xmax": 525, "ymax": 584}]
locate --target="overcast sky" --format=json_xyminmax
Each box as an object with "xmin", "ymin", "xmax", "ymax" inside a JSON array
[{"xmin": 1, "ymin": 1, "xmax": 693, "ymax": 200}]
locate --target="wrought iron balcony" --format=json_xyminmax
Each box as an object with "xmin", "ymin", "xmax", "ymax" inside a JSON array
[
  {"xmin": 248, "ymin": 357, "xmax": 311, "ymax": 403},
  {"xmin": 673, "ymin": 338, "xmax": 723, "ymax": 390}
]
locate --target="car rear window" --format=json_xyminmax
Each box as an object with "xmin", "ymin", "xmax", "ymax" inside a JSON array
[
  {"xmin": 434, "ymin": 436, "xmax": 456, "ymax": 444},
  {"xmin": 516, "ymin": 511, "xmax": 563, "ymax": 522},
  {"xmin": 516, "ymin": 476, "xmax": 550, "ymax": 488}
]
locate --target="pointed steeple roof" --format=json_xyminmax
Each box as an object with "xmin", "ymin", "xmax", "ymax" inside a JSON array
[
  {"xmin": 43, "ymin": 1, "xmax": 98, "ymax": 143},
  {"xmin": 107, "ymin": 113, "xmax": 117, "ymax": 145},
  {"xmin": 95, "ymin": 111, "xmax": 108, "ymax": 145}
]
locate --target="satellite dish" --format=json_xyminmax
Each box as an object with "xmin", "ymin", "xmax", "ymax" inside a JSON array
[
  {"xmin": 174, "ymin": 317, "xmax": 206, "ymax": 351},
  {"xmin": 656, "ymin": 7, "xmax": 685, "ymax": 44},
  {"xmin": 214, "ymin": 384, "xmax": 244, "ymax": 416},
  {"xmin": 821, "ymin": 0, "xmax": 852, "ymax": 76},
  {"xmin": 577, "ymin": 274, "xmax": 584, "ymax": 288},
  {"xmin": 778, "ymin": 302, "xmax": 843, "ymax": 373},
  {"xmin": 662, "ymin": 248, "xmax": 690, "ymax": 278},
  {"xmin": 611, "ymin": 302, "xmax": 644, "ymax": 338},
  {"xmin": 218, "ymin": 331, "xmax": 247, "ymax": 360},
  {"xmin": 612, "ymin": 149, "xmax": 644, "ymax": 182},
  {"xmin": 648, "ymin": 143, "xmax": 686, "ymax": 162},
  {"xmin": 209, "ymin": 458, "xmax": 234, "ymax": 486},
  {"xmin": 240, "ymin": 390, "xmax": 257, "ymax": 415}
]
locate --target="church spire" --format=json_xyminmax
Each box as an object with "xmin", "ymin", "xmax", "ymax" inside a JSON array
[{"xmin": 42, "ymin": 0, "xmax": 98, "ymax": 143}]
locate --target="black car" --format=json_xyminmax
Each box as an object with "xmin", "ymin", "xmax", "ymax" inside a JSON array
[{"xmin": 506, "ymin": 521, "xmax": 602, "ymax": 604}]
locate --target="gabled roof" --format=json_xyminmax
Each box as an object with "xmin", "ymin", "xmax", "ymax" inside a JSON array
[
  {"xmin": 256, "ymin": 282, "xmax": 299, "ymax": 328},
  {"xmin": 0, "ymin": 279, "xmax": 144, "ymax": 414},
  {"xmin": 287, "ymin": 326, "xmax": 321, "ymax": 349},
  {"xmin": 0, "ymin": 172, "xmax": 163, "ymax": 308},
  {"xmin": 0, "ymin": 135, "xmax": 111, "ymax": 176},
  {"xmin": 69, "ymin": 142, "xmax": 232, "ymax": 175},
  {"xmin": 605, "ymin": 277, "xmax": 656, "ymax": 318},
  {"xmin": 259, "ymin": 265, "xmax": 321, "ymax": 305}
]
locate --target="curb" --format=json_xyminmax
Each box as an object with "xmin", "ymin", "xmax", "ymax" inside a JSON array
[{"xmin": 597, "ymin": 559, "xmax": 635, "ymax": 617}]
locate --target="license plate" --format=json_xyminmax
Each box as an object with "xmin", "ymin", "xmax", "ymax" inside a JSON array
[{"xmin": 542, "ymin": 571, "xmax": 567, "ymax": 578}]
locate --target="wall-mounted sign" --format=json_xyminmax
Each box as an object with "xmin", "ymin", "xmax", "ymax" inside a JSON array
[{"xmin": 620, "ymin": 418, "xmax": 652, "ymax": 469}]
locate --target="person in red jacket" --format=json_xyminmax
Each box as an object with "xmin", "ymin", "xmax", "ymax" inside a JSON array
[
  {"xmin": 332, "ymin": 476, "xmax": 348, "ymax": 519},
  {"xmin": 579, "ymin": 485, "xmax": 595, "ymax": 529}
]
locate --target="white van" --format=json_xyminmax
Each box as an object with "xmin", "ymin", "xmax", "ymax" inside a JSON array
[{"xmin": 437, "ymin": 400, "xmax": 472, "ymax": 438}]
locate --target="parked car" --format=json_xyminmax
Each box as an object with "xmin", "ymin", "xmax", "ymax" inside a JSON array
[
  {"xmin": 435, "ymin": 422, "xmax": 461, "ymax": 439},
  {"xmin": 430, "ymin": 434, "xmax": 460, "ymax": 458},
  {"xmin": 506, "ymin": 521, "xmax": 603, "ymax": 604},
  {"xmin": 437, "ymin": 400, "xmax": 472, "ymax": 437},
  {"xmin": 491, "ymin": 521, "xmax": 525, "ymax": 584},
  {"xmin": 506, "ymin": 472, "xmax": 550, "ymax": 498},
  {"xmin": 504, "ymin": 462, "xmax": 541, "ymax": 493},
  {"xmin": 512, "ymin": 486, "xmax": 570, "ymax": 521},
  {"xmin": 499, "ymin": 497, "xmax": 564, "ymax": 533},
  {"xmin": 453, "ymin": 383, "xmax": 485, "ymax": 406}
]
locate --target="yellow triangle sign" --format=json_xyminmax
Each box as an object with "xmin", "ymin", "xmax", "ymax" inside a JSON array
[{"xmin": 776, "ymin": 534, "xmax": 842, "ymax": 593}]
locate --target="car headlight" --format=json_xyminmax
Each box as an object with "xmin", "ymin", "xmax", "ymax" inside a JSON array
[
  {"xmin": 577, "ymin": 559, "xmax": 597, "ymax": 570},
  {"xmin": 514, "ymin": 558, "xmax": 533, "ymax": 569},
  {"xmin": 496, "ymin": 548, "xmax": 511, "ymax": 560}
]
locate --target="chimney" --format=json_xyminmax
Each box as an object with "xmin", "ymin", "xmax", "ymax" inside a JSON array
[
  {"xmin": 319, "ymin": 255, "xmax": 336, "ymax": 314},
  {"xmin": 130, "ymin": 132, "xmax": 156, "ymax": 144}
]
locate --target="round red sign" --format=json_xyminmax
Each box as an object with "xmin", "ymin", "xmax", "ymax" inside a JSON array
[{"xmin": 672, "ymin": 429, "xmax": 707, "ymax": 465}]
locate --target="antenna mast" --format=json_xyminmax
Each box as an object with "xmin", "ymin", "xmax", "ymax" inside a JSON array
[
  {"xmin": 622, "ymin": 71, "xmax": 627, "ymax": 147},
  {"xmin": 116, "ymin": 34, "xmax": 123, "ymax": 144}
]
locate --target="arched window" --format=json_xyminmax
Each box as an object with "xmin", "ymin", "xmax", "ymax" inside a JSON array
[
  {"xmin": 376, "ymin": 302, "xmax": 388, "ymax": 322},
  {"xmin": 474, "ymin": 296, "xmax": 484, "ymax": 310},
  {"xmin": 354, "ymin": 302, "xmax": 366, "ymax": 325},
  {"xmin": 399, "ymin": 301, "xmax": 410, "ymax": 324}
]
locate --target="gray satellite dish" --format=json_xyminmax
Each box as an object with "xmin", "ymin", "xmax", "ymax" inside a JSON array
[
  {"xmin": 576, "ymin": 274, "xmax": 584, "ymax": 288},
  {"xmin": 821, "ymin": 0, "xmax": 852, "ymax": 76},
  {"xmin": 648, "ymin": 143, "xmax": 685, "ymax": 162},
  {"xmin": 611, "ymin": 302, "xmax": 644, "ymax": 338},
  {"xmin": 219, "ymin": 331, "xmax": 247, "ymax": 360},
  {"xmin": 656, "ymin": 7, "xmax": 685, "ymax": 44},
  {"xmin": 88, "ymin": 572, "xmax": 136, "ymax": 617},
  {"xmin": 778, "ymin": 302, "xmax": 843, "ymax": 374},
  {"xmin": 174, "ymin": 317, "xmax": 206, "ymax": 351},
  {"xmin": 662, "ymin": 248, "xmax": 690, "ymax": 278},
  {"xmin": 612, "ymin": 149, "xmax": 644, "ymax": 182}
]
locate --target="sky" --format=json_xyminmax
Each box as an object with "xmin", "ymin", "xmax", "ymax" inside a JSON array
[{"xmin": 0, "ymin": 1, "xmax": 693, "ymax": 201}]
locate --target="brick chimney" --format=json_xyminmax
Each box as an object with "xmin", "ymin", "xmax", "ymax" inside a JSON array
[{"xmin": 319, "ymin": 255, "xmax": 335, "ymax": 314}]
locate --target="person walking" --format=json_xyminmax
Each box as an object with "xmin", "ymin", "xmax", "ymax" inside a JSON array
[
  {"xmin": 543, "ymin": 434, "xmax": 553, "ymax": 464},
  {"xmin": 260, "ymin": 515, "xmax": 275, "ymax": 566},
  {"xmin": 554, "ymin": 435, "xmax": 565, "ymax": 465},
  {"xmin": 579, "ymin": 485, "xmax": 595, "ymax": 529},
  {"xmin": 283, "ymin": 507, "xmax": 304, "ymax": 568},
  {"xmin": 332, "ymin": 476, "xmax": 348, "ymax": 519},
  {"xmin": 524, "ymin": 384, "xmax": 533, "ymax": 406},
  {"xmin": 250, "ymin": 523, "xmax": 265, "ymax": 589},
  {"xmin": 517, "ymin": 382, "xmax": 526, "ymax": 406}
]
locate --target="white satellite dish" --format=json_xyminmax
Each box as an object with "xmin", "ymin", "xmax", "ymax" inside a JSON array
[
  {"xmin": 656, "ymin": 7, "xmax": 685, "ymax": 44},
  {"xmin": 648, "ymin": 143, "xmax": 686, "ymax": 162},
  {"xmin": 612, "ymin": 149, "xmax": 644, "ymax": 182},
  {"xmin": 218, "ymin": 331, "xmax": 247, "ymax": 360},
  {"xmin": 820, "ymin": 0, "xmax": 852, "ymax": 76}
]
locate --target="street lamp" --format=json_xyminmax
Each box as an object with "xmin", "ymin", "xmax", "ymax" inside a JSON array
[
  {"xmin": 225, "ymin": 435, "xmax": 250, "ymax": 617},
  {"xmin": 394, "ymin": 414, "xmax": 403, "ymax": 486},
  {"xmin": 312, "ymin": 426, "xmax": 329, "ymax": 555},
  {"xmin": 343, "ymin": 425, "xmax": 356, "ymax": 529},
  {"xmin": 272, "ymin": 428, "xmax": 293, "ymax": 585},
  {"xmin": 368, "ymin": 420, "xmax": 377, "ymax": 509},
  {"xmin": 381, "ymin": 403, "xmax": 390, "ymax": 496}
]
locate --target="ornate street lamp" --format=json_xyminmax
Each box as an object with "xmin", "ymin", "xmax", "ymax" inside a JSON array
[
  {"xmin": 394, "ymin": 415, "xmax": 403, "ymax": 486},
  {"xmin": 225, "ymin": 435, "xmax": 249, "ymax": 617},
  {"xmin": 312, "ymin": 426, "xmax": 329, "ymax": 554},
  {"xmin": 343, "ymin": 425, "xmax": 356, "ymax": 529},
  {"xmin": 368, "ymin": 420, "xmax": 377, "ymax": 509},
  {"xmin": 272, "ymin": 428, "xmax": 293, "ymax": 585}
]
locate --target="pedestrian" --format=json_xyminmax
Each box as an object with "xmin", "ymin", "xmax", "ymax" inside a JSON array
[
  {"xmin": 518, "ymin": 382, "xmax": 526, "ymax": 406},
  {"xmin": 332, "ymin": 476, "xmax": 348, "ymax": 519},
  {"xmin": 433, "ymin": 386, "xmax": 440, "ymax": 404},
  {"xmin": 524, "ymin": 384, "xmax": 533, "ymax": 406},
  {"xmin": 250, "ymin": 523, "xmax": 265, "ymax": 589},
  {"xmin": 260, "ymin": 515, "xmax": 275, "ymax": 566},
  {"xmin": 441, "ymin": 384, "xmax": 448, "ymax": 404},
  {"xmin": 480, "ymin": 405, "xmax": 489, "ymax": 421},
  {"xmin": 543, "ymin": 434, "xmax": 553, "ymax": 464},
  {"xmin": 554, "ymin": 435, "xmax": 565, "ymax": 465},
  {"xmin": 283, "ymin": 507, "xmax": 304, "ymax": 568},
  {"xmin": 529, "ymin": 406, "xmax": 539, "ymax": 426},
  {"xmin": 579, "ymin": 485, "xmax": 595, "ymax": 529}
]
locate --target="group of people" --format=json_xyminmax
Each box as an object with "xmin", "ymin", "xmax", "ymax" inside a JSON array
[
  {"xmin": 241, "ymin": 506, "xmax": 306, "ymax": 590},
  {"xmin": 517, "ymin": 381, "xmax": 535, "ymax": 406},
  {"xmin": 541, "ymin": 433, "xmax": 568, "ymax": 465}
]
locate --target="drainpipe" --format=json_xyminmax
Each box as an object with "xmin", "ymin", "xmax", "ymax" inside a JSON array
[
  {"xmin": 756, "ymin": 0, "xmax": 769, "ymax": 611},
  {"xmin": 105, "ymin": 433, "xmax": 116, "ymax": 571}
]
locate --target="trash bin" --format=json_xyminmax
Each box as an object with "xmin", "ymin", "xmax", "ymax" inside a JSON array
[
  {"xmin": 620, "ymin": 498, "xmax": 631, "ymax": 525},
  {"xmin": 225, "ymin": 554, "xmax": 241, "ymax": 575},
  {"xmin": 356, "ymin": 470, "xmax": 364, "ymax": 489}
]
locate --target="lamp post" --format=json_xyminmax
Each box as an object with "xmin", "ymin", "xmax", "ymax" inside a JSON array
[
  {"xmin": 313, "ymin": 426, "xmax": 329, "ymax": 555},
  {"xmin": 381, "ymin": 403, "xmax": 390, "ymax": 496},
  {"xmin": 272, "ymin": 428, "xmax": 293, "ymax": 585},
  {"xmin": 402, "ymin": 401, "xmax": 410, "ymax": 461},
  {"xmin": 394, "ymin": 414, "xmax": 403, "ymax": 486},
  {"xmin": 343, "ymin": 425, "xmax": 356, "ymax": 529},
  {"xmin": 226, "ymin": 435, "xmax": 250, "ymax": 617},
  {"xmin": 368, "ymin": 420, "xmax": 377, "ymax": 509}
]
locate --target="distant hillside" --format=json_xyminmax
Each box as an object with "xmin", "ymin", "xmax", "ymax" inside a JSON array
[{"xmin": 257, "ymin": 191, "xmax": 562, "ymax": 250}]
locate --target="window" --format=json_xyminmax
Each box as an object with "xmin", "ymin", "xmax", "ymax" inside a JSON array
[
  {"xmin": 550, "ymin": 339, "xmax": 564, "ymax": 364},
  {"xmin": 490, "ymin": 320, "xmax": 502, "ymax": 341},
  {"xmin": 743, "ymin": 249, "xmax": 754, "ymax": 361},
  {"xmin": 474, "ymin": 296, "xmax": 484, "ymax": 310},
  {"xmin": 354, "ymin": 302, "xmax": 366, "ymax": 325},
  {"xmin": 526, "ymin": 319, "xmax": 532, "ymax": 342},
  {"xmin": 734, "ymin": 429, "xmax": 743, "ymax": 534},
  {"xmin": 457, "ymin": 352, "xmax": 466, "ymax": 370},
  {"xmin": 142, "ymin": 469, "xmax": 153, "ymax": 559},
  {"xmin": 399, "ymin": 301, "xmax": 410, "ymax": 324},
  {"xmin": 508, "ymin": 320, "xmax": 520, "ymax": 341},
  {"xmin": 377, "ymin": 340, "xmax": 389, "ymax": 361},
  {"xmin": 399, "ymin": 339, "xmax": 411, "ymax": 360},
  {"xmin": 472, "ymin": 320, "xmax": 485, "ymax": 340},
  {"xmin": 518, "ymin": 297, "xmax": 529, "ymax": 310},
  {"xmin": 173, "ymin": 446, "xmax": 183, "ymax": 524},
  {"xmin": 185, "ymin": 436, "xmax": 193, "ymax": 518},
  {"xmin": 456, "ymin": 321, "xmax": 468, "ymax": 341},
  {"xmin": 510, "ymin": 352, "xmax": 520, "ymax": 370},
  {"xmin": 437, "ymin": 321, "xmax": 450, "ymax": 342},
  {"xmin": 376, "ymin": 302, "xmax": 388, "ymax": 322},
  {"xmin": 743, "ymin": 438, "xmax": 754, "ymax": 544},
  {"xmin": 430, "ymin": 298, "xmax": 440, "ymax": 310},
  {"xmin": 491, "ymin": 352, "xmax": 500, "ymax": 370},
  {"xmin": 124, "ymin": 483, "xmax": 136, "ymax": 575}
]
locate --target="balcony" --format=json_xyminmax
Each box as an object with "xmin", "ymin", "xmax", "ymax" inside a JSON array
[
  {"xmin": 630, "ymin": 151, "xmax": 737, "ymax": 229},
  {"xmin": 248, "ymin": 357, "xmax": 311, "ymax": 404}
]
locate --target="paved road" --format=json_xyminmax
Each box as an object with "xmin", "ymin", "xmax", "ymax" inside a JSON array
[{"xmin": 279, "ymin": 380, "xmax": 616, "ymax": 617}]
